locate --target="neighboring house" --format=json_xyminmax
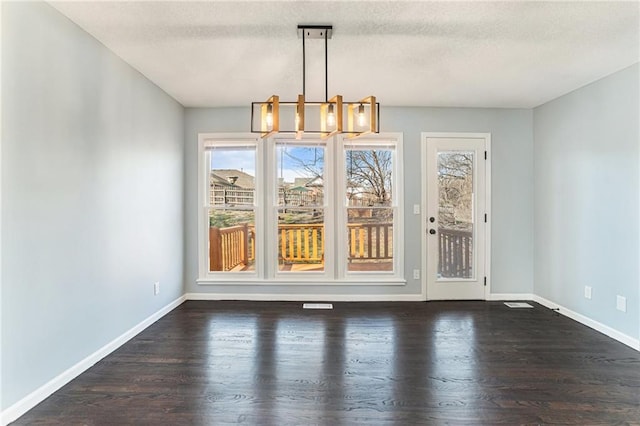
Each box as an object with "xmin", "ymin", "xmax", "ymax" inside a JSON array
[
  {"xmin": 210, "ymin": 169, "xmax": 255, "ymax": 206},
  {"xmin": 209, "ymin": 170, "xmax": 324, "ymax": 207},
  {"xmin": 282, "ymin": 175, "xmax": 324, "ymax": 206}
]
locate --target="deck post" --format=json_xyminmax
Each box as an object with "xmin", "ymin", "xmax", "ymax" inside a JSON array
[
  {"xmin": 209, "ymin": 227, "xmax": 223, "ymax": 271},
  {"xmin": 241, "ymin": 223, "xmax": 249, "ymax": 266}
]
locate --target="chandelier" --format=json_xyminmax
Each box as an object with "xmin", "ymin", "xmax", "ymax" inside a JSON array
[{"xmin": 251, "ymin": 25, "xmax": 379, "ymax": 139}]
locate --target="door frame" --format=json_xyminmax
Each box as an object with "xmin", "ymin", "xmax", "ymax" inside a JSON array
[{"xmin": 420, "ymin": 132, "xmax": 492, "ymax": 300}]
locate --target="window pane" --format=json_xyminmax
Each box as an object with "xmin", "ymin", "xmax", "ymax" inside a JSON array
[
  {"xmin": 277, "ymin": 208, "xmax": 324, "ymax": 272},
  {"xmin": 276, "ymin": 144, "xmax": 325, "ymax": 273},
  {"xmin": 346, "ymin": 148, "xmax": 393, "ymax": 206},
  {"xmin": 347, "ymin": 208, "xmax": 393, "ymax": 272},
  {"xmin": 208, "ymin": 209, "xmax": 255, "ymax": 272},
  {"xmin": 208, "ymin": 146, "xmax": 257, "ymax": 272},
  {"xmin": 437, "ymin": 151, "xmax": 474, "ymax": 279},
  {"xmin": 208, "ymin": 146, "xmax": 256, "ymax": 207},
  {"xmin": 277, "ymin": 145, "xmax": 324, "ymax": 207}
]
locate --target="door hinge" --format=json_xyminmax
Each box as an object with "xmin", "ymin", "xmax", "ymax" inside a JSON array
[
  {"xmin": 484, "ymin": 151, "xmax": 487, "ymax": 160},
  {"xmin": 484, "ymin": 277, "xmax": 487, "ymax": 286},
  {"xmin": 484, "ymin": 213, "xmax": 487, "ymax": 223}
]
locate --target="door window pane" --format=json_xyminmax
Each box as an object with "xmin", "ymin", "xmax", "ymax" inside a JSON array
[
  {"xmin": 207, "ymin": 146, "xmax": 256, "ymax": 272},
  {"xmin": 437, "ymin": 151, "xmax": 474, "ymax": 279}
]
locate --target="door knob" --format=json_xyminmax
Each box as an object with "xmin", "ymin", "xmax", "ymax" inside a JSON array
[
  {"xmin": 429, "ymin": 229, "xmax": 436, "ymax": 235},
  {"xmin": 429, "ymin": 217, "xmax": 435, "ymax": 223}
]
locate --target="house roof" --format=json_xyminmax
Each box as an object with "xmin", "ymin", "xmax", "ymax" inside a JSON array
[
  {"xmin": 293, "ymin": 176, "xmax": 323, "ymax": 188},
  {"xmin": 209, "ymin": 173, "xmax": 232, "ymax": 188}
]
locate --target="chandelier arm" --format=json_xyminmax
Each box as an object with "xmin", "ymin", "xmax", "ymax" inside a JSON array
[
  {"xmin": 325, "ymin": 29, "xmax": 328, "ymax": 103},
  {"xmin": 302, "ymin": 28, "xmax": 306, "ymax": 97}
]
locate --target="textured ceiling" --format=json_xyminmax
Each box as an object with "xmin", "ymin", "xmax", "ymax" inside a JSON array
[{"xmin": 49, "ymin": 1, "xmax": 639, "ymax": 108}]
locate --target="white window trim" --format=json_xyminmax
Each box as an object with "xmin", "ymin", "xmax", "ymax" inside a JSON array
[{"xmin": 197, "ymin": 132, "xmax": 406, "ymax": 286}]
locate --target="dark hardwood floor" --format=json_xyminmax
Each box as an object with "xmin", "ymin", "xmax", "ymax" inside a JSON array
[{"xmin": 13, "ymin": 301, "xmax": 640, "ymax": 425}]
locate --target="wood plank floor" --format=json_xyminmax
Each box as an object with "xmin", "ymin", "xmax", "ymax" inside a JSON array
[{"xmin": 13, "ymin": 301, "xmax": 640, "ymax": 425}]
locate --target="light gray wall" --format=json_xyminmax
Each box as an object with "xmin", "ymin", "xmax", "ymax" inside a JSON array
[
  {"xmin": 1, "ymin": 2, "xmax": 184, "ymax": 409},
  {"xmin": 534, "ymin": 63, "xmax": 639, "ymax": 339},
  {"xmin": 184, "ymin": 107, "xmax": 533, "ymax": 296}
]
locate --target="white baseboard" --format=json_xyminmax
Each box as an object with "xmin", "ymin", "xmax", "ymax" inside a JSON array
[
  {"xmin": 487, "ymin": 293, "xmax": 535, "ymax": 301},
  {"xmin": 1, "ymin": 295, "xmax": 186, "ymax": 426},
  {"xmin": 185, "ymin": 292, "xmax": 424, "ymax": 302},
  {"xmin": 532, "ymin": 295, "xmax": 640, "ymax": 351},
  {"xmin": 188, "ymin": 292, "xmax": 536, "ymax": 302}
]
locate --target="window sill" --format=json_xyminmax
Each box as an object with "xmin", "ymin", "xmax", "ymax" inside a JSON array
[{"xmin": 196, "ymin": 278, "xmax": 407, "ymax": 286}]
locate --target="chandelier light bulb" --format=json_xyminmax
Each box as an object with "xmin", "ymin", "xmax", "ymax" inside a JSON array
[
  {"xmin": 327, "ymin": 104, "xmax": 336, "ymax": 127},
  {"xmin": 266, "ymin": 103, "xmax": 273, "ymax": 128},
  {"xmin": 357, "ymin": 104, "xmax": 366, "ymax": 127}
]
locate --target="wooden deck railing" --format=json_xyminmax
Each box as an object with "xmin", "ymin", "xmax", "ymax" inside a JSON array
[
  {"xmin": 348, "ymin": 222, "xmax": 393, "ymax": 262},
  {"xmin": 438, "ymin": 228, "xmax": 473, "ymax": 278},
  {"xmin": 209, "ymin": 223, "xmax": 473, "ymax": 276},
  {"xmin": 209, "ymin": 224, "xmax": 254, "ymax": 271},
  {"xmin": 209, "ymin": 222, "xmax": 393, "ymax": 271},
  {"xmin": 278, "ymin": 224, "xmax": 324, "ymax": 262}
]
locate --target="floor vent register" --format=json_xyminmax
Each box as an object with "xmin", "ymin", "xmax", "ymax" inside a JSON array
[
  {"xmin": 504, "ymin": 302, "xmax": 534, "ymax": 308},
  {"xmin": 303, "ymin": 303, "xmax": 334, "ymax": 310}
]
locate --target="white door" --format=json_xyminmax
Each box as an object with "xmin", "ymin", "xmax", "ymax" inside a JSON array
[{"xmin": 423, "ymin": 134, "xmax": 490, "ymax": 300}]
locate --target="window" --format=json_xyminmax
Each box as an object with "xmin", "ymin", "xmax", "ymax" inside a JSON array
[
  {"xmin": 343, "ymin": 141, "xmax": 398, "ymax": 273},
  {"xmin": 198, "ymin": 133, "xmax": 403, "ymax": 284},
  {"xmin": 275, "ymin": 142, "xmax": 326, "ymax": 273},
  {"xmin": 199, "ymin": 136, "xmax": 261, "ymax": 278}
]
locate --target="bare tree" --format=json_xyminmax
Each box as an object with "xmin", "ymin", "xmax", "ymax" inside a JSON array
[
  {"xmin": 281, "ymin": 147, "xmax": 324, "ymax": 180},
  {"xmin": 438, "ymin": 153, "xmax": 473, "ymax": 229},
  {"xmin": 346, "ymin": 149, "xmax": 393, "ymax": 205}
]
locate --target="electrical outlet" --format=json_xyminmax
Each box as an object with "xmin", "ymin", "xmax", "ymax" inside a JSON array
[
  {"xmin": 154, "ymin": 282, "xmax": 160, "ymax": 296},
  {"xmin": 413, "ymin": 269, "xmax": 420, "ymax": 280},
  {"xmin": 584, "ymin": 286, "xmax": 592, "ymax": 299},
  {"xmin": 413, "ymin": 204, "xmax": 420, "ymax": 214},
  {"xmin": 616, "ymin": 295, "xmax": 626, "ymax": 312}
]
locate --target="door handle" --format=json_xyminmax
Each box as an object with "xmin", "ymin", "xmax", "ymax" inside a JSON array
[{"xmin": 429, "ymin": 229, "xmax": 436, "ymax": 235}]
